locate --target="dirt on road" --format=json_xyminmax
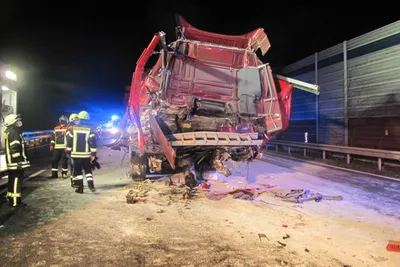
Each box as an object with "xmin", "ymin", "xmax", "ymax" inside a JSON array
[{"xmin": 0, "ymin": 147, "xmax": 399, "ymax": 267}]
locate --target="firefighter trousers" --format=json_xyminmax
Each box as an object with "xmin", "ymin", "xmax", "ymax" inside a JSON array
[
  {"xmin": 73, "ymin": 158, "xmax": 95, "ymax": 193},
  {"xmin": 6, "ymin": 169, "xmax": 24, "ymax": 207},
  {"xmin": 52, "ymin": 149, "xmax": 68, "ymax": 177}
]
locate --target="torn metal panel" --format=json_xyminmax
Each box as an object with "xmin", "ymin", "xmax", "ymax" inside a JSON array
[
  {"xmin": 149, "ymin": 114, "xmax": 176, "ymax": 170},
  {"xmin": 176, "ymin": 14, "xmax": 270, "ymax": 55}
]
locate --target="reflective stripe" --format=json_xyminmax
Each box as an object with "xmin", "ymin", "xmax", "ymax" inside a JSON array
[
  {"xmin": 67, "ymin": 132, "xmax": 73, "ymax": 137},
  {"xmin": 19, "ymin": 161, "xmax": 30, "ymax": 169},
  {"xmin": 51, "ymin": 141, "xmax": 55, "ymax": 144},
  {"xmin": 54, "ymin": 144, "xmax": 66, "ymax": 149},
  {"xmin": 76, "ymin": 175, "xmax": 83, "ymax": 180},
  {"xmin": 13, "ymin": 177, "xmax": 18, "ymax": 206},
  {"xmin": 8, "ymin": 192, "xmax": 21, "ymax": 197},
  {"xmin": 66, "ymin": 147, "xmax": 72, "ymax": 151},
  {"xmin": 54, "ymin": 129, "xmax": 67, "ymax": 146},
  {"xmin": 20, "ymin": 134, "xmax": 29, "ymax": 162},
  {"xmin": 52, "ymin": 168, "xmax": 58, "ymax": 171},
  {"xmin": 72, "ymin": 128, "xmax": 90, "ymax": 154},
  {"xmin": 86, "ymin": 173, "xmax": 93, "ymax": 181},
  {"xmin": 89, "ymin": 134, "xmax": 95, "ymax": 138},
  {"xmin": 90, "ymin": 148, "xmax": 97, "ymax": 152},
  {"xmin": 12, "ymin": 152, "xmax": 21, "ymax": 158},
  {"xmin": 10, "ymin": 140, "xmax": 21, "ymax": 146},
  {"xmin": 71, "ymin": 154, "xmax": 91, "ymax": 158},
  {"xmin": 62, "ymin": 168, "xmax": 68, "ymax": 172},
  {"xmin": 5, "ymin": 133, "xmax": 12, "ymax": 165}
]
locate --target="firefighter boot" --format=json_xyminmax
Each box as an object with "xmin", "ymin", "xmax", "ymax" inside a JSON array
[
  {"xmin": 62, "ymin": 171, "xmax": 68, "ymax": 179},
  {"xmin": 88, "ymin": 180, "xmax": 96, "ymax": 192},
  {"xmin": 70, "ymin": 176, "xmax": 76, "ymax": 187},
  {"xmin": 75, "ymin": 180, "xmax": 84, "ymax": 194},
  {"xmin": 49, "ymin": 171, "xmax": 58, "ymax": 179}
]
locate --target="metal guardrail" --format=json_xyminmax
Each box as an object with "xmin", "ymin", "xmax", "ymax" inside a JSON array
[
  {"xmin": 266, "ymin": 140, "xmax": 400, "ymax": 171},
  {"xmin": 23, "ymin": 130, "xmax": 53, "ymax": 150}
]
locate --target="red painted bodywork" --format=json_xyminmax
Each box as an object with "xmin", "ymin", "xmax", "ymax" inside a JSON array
[
  {"xmin": 128, "ymin": 15, "xmax": 295, "ymax": 161},
  {"xmin": 129, "ymin": 34, "xmax": 161, "ymax": 153}
]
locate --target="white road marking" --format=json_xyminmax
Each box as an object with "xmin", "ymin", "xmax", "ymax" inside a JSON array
[{"xmin": 28, "ymin": 169, "xmax": 46, "ymax": 178}]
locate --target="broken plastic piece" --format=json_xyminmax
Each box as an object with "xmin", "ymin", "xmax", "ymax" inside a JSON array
[{"xmin": 386, "ymin": 240, "xmax": 400, "ymax": 252}]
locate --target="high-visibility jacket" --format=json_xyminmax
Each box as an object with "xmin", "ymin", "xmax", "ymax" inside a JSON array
[
  {"xmin": 51, "ymin": 125, "xmax": 69, "ymax": 149},
  {"xmin": 4, "ymin": 127, "xmax": 30, "ymax": 170},
  {"xmin": 65, "ymin": 123, "xmax": 97, "ymax": 158}
]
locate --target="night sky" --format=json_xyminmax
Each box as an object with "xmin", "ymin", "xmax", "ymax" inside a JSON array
[{"xmin": 0, "ymin": 2, "xmax": 397, "ymax": 131}]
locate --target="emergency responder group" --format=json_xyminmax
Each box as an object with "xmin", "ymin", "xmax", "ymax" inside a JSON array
[
  {"xmin": 50, "ymin": 110, "xmax": 98, "ymax": 193},
  {"xmin": 3, "ymin": 110, "xmax": 99, "ymax": 208}
]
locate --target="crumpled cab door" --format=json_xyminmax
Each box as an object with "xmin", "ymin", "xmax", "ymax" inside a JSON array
[{"xmin": 237, "ymin": 64, "xmax": 288, "ymax": 135}]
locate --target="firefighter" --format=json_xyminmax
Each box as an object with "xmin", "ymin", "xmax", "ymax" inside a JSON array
[
  {"xmin": 65, "ymin": 110, "xmax": 97, "ymax": 193},
  {"xmin": 3, "ymin": 114, "xmax": 30, "ymax": 208},
  {"xmin": 49, "ymin": 115, "xmax": 69, "ymax": 178},
  {"xmin": 67, "ymin": 113, "xmax": 78, "ymax": 187}
]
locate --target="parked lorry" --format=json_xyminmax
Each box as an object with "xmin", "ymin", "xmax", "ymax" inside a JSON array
[
  {"xmin": 108, "ymin": 15, "xmax": 319, "ymax": 183},
  {"xmin": 0, "ymin": 62, "xmax": 18, "ymax": 174}
]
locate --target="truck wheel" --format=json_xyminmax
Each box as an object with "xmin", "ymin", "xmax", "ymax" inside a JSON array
[
  {"xmin": 130, "ymin": 152, "xmax": 148, "ymax": 181},
  {"xmin": 131, "ymin": 163, "xmax": 147, "ymax": 181}
]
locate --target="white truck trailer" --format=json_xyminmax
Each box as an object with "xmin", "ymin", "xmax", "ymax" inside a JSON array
[{"xmin": 0, "ymin": 62, "xmax": 18, "ymax": 174}]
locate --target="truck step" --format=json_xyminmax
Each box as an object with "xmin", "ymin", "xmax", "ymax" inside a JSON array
[{"xmin": 167, "ymin": 132, "xmax": 263, "ymax": 146}]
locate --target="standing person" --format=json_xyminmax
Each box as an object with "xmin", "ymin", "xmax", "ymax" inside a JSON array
[
  {"xmin": 65, "ymin": 110, "xmax": 97, "ymax": 193},
  {"xmin": 49, "ymin": 115, "xmax": 69, "ymax": 178},
  {"xmin": 67, "ymin": 113, "xmax": 78, "ymax": 187},
  {"xmin": 3, "ymin": 114, "xmax": 30, "ymax": 208}
]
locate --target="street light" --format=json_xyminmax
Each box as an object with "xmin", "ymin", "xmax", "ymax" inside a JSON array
[
  {"xmin": 5, "ymin": 70, "xmax": 17, "ymax": 81},
  {"xmin": 111, "ymin": 115, "xmax": 119, "ymax": 121}
]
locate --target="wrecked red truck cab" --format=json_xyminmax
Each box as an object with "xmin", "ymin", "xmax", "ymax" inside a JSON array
[{"xmin": 117, "ymin": 15, "xmax": 319, "ymax": 182}]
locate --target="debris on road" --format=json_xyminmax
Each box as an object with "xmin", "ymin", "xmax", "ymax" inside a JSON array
[
  {"xmin": 386, "ymin": 240, "xmax": 400, "ymax": 252},
  {"xmin": 275, "ymin": 189, "xmax": 343, "ymax": 203},
  {"xmin": 277, "ymin": 241, "xmax": 287, "ymax": 247},
  {"xmin": 258, "ymin": 233, "xmax": 269, "ymax": 241},
  {"xmin": 206, "ymin": 184, "xmax": 275, "ymax": 201}
]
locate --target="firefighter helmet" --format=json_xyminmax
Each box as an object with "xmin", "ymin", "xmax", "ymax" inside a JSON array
[
  {"xmin": 4, "ymin": 114, "xmax": 21, "ymax": 127},
  {"xmin": 69, "ymin": 113, "xmax": 78, "ymax": 122},
  {"xmin": 59, "ymin": 115, "xmax": 69, "ymax": 125},
  {"xmin": 78, "ymin": 110, "xmax": 90, "ymax": 120}
]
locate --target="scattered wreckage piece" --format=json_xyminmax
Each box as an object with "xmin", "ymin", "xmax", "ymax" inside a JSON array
[
  {"xmin": 206, "ymin": 186, "xmax": 274, "ymax": 201},
  {"xmin": 126, "ymin": 178, "xmax": 199, "ymax": 204},
  {"xmin": 111, "ymin": 14, "xmax": 319, "ymax": 181},
  {"xmin": 274, "ymin": 189, "xmax": 343, "ymax": 203}
]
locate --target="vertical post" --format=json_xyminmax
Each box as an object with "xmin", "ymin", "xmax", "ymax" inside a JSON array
[
  {"xmin": 322, "ymin": 150, "xmax": 326, "ymax": 160},
  {"xmin": 315, "ymin": 52, "xmax": 319, "ymax": 143},
  {"xmin": 378, "ymin": 158, "xmax": 382, "ymax": 171},
  {"xmin": 288, "ymin": 146, "xmax": 291, "ymax": 155},
  {"xmin": 346, "ymin": 154, "xmax": 350, "ymax": 164},
  {"xmin": 343, "ymin": 41, "xmax": 348, "ymax": 146},
  {"xmin": 276, "ymin": 144, "xmax": 278, "ymax": 152}
]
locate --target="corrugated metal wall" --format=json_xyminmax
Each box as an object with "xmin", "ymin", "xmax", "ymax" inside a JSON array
[{"xmin": 280, "ymin": 20, "xmax": 400, "ymax": 150}]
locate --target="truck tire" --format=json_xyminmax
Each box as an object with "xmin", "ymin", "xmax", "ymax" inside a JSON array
[
  {"xmin": 130, "ymin": 152, "xmax": 148, "ymax": 181},
  {"xmin": 131, "ymin": 163, "xmax": 147, "ymax": 181}
]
